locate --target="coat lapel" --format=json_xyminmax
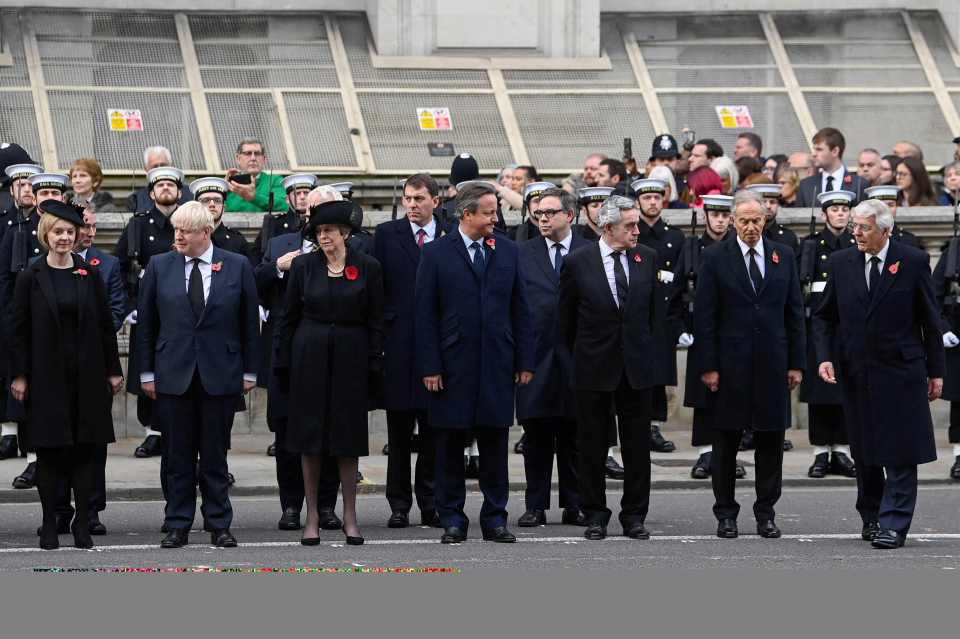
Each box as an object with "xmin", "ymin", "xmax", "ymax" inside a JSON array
[
  {"xmin": 483, "ymin": 236, "xmax": 498, "ymax": 274},
  {"xmin": 727, "ymin": 239, "xmax": 756, "ymax": 299},
  {"xmin": 591, "ymin": 244, "xmax": 620, "ymax": 314},
  {"xmin": 396, "ymin": 220, "xmax": 421, "ymax": 266},
  {"xmin": 867, "ymin": 241, "xmax": 900, "ymax": 316},
  {"xmin": 197, "ymin": 247, "xmax": 223, "ymax": 326},
  {"xmin": 533, "ymin": 237, "xmax": 558, "ymax": 284},
  {"xmin": 73, "ymin": 254, "xmax": 88, "ymax": 329},
  {"xmin": 35, "ymin": 261, "xmax": 62, "ymax": 333},
  {"xmin": 450, "ymin": 232, "xmax": 481, "ymax": 282},
  {"xmin": 757, "ymin": 238, "xmax": 775, "ymax": 297}
]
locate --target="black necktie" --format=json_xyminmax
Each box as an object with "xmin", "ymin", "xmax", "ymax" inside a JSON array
[
  {"xmin": 188, "ymin": 258, "xmax": 205, "ymax": 319},
  {"xmin": 868, "ymin": 256, "xmax": 880, "ymax": 296},
  {"xmin": 826, "ymin": 175, "xmax": 835, "ymax": 192},
  {"xmin": 612, "ymin": 251, "xmax": 629, "ymax": 307},
  {"xmin": 471, "ymin": 241, "xmax": 484, "ymax": 270},
  {"xmin": 748, "ymin": 248, "xmax": 763, "ymax": 293},
  {"xmin": 553, "ymin": 243, "xmax": 564, "ymax": 275}
]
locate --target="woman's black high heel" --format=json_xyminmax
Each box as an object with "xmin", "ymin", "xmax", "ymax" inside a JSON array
[
  {"xmin": 342, "ymin": 526, "xmax": 364, "ymax": 546},
  {"xmin": 301, "ymin": 536, "xmax": 321, "ymax": 546}
]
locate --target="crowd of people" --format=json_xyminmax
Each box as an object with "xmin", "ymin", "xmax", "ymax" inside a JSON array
[{"xmin": 0, "ymin": 124, "xmax": 958, "ymax": 552}]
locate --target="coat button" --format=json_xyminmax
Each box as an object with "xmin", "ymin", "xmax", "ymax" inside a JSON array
[
  {"xmin": 667, "ymin": 242, "xmax": 672, "ymax": 248},
  {"xmin": 822, "ymin": 272, "xmax": 828, "ymax": 278},
  {"xmin": 33, "ymin": 248, "xmax": 39, "ymax": 254},
  {"xmin": 779, "ymin": 230, "xmax": 784, "ymax": 235},
  {"xmin": 150, "ymin": 218, "xmax": 155, "ymax": 224},
  {"xmin": 666, "ymin": 261, "xmax": 671, "ymax": 266},
  {"xmin": 284, "ymin": 223, "xmax": 289, "ymax": 229},
  {"xmin": 32, "ymin": 230, "xmax": 37, "ymax": 235},
  {"xmin": 149, "ymin": 236, "xmax": 155, "ymax": 241},
  {"xmin": 821, "ymin": 254, "xmax": 827, "ymax": 260},
  {"xmin": 820, "ymin": 239, "xmax": 825, "ymax": 245}
]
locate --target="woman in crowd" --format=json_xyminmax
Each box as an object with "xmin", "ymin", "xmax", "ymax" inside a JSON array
[
  {"xmin": 763, "ymin": 154, "xmax": 788, "ymax": 181},
  {"xmin": 67, "ymin": 158, "xmax": 118, "ymax": 212},
  {"xmin": 941, "ymin": 161, "xmax": 960, "ymax": 207},
  {"xmin": 10, "ymin": 199, "xmax": 123, "ymax": 550},
  {"xmin": 776, "ymin": 165, "xmax": 801, "ymax": 207},
  {"xmin": 896, "ymin": 156, "xmax": 938, "ymax": 207},
  {"xmin": 686, "ymin": 167, "xmax": 724, "ymax": 208},
  {"xmin": 277, "ymin": 199, "xmax": 384, "ymax": 547},
  {"xmin": 648, "ymin": 165, "xmax": 688, "ymax": 209},
  {"xmin": 710, "ymin": 156, "xmax": 739, "ymax": 195},
  {"xmin": 880, "ymin": 154, "xmax": 902, "ymax": 186}
]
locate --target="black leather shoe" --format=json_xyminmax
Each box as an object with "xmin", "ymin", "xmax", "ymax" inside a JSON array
[
  {"xmin": 266, "ymin": 443, "xmax": 276, "ymax": 456},
  {"xmin": 561, "ymin": 509, "xmax": 587, "ymax": 526},
  {"xmin": 441, "ymin": 526, "xmax": 467, "ymax": 543},
  {"xmin": 735, "ymin": 460, "xmax": 747, "ymax": 479},
  {"xmin": 482, "ymin": 526, "xmax": 517, "ymax": 543},
  {"xmin": 135, "ymin": 434, "xmax": 163, "ymax": 458},
  {"xmin": 39, "ymin": 524, "xmax": 59, "ymax": 550},
  {"xmin": 72, "ymin": 523, "xmax": 94, "ymax": 549},
  {"xmin": 951, "ymin": 456, "xmax": 960, "ymax": 481},
  {"xmin": 518, "ymin": 509, "xmax": 546, "ymax": 527},
  {"xmin": 757, "ymin": 520, "xmax": 781, "ymax": 538},
  {"xmin": 717, "ymin": 518, "xmax": 739, "ymax": 539},
  {"xmin": 604, "ymin": 456, "xmax": 625, "ymax": 480},
  {"xmin": 783, "ymin": 439, "xmax": 794, "ymax": 451},
  {"xmin": 318, "ymin": 508, "xmax": 343, "ymax": 530},
  {"xmin": 381, "ymin": 443, "xmax": 390, "ymax": 455},
  {"xmin": 356, "ymin": 470, "xmax": 365, "ymax": 484},
  {"xmin": 623, "ymin": 522, "xmax": 650, "ymax": 539},
  {"xmin": 36, "ymin": 514, "xmax": 71, "ymax": 537},
  {"xmin": 227, "ymin": 472, "xmax": 236, "ymax": 486},
  {"xmin": 464, "ymin": 455, "xmax": 480, "ymax": 479},
  {"xmin": 738, "ymin": 430, "xmax": 755, "ymax": 451},
  {"xmin": 514, "ymin": 433, "xmax": 527, "ymax": 455},
  {"xmin": 387, "ymin": 511, "xmax": 409, "ymax": 528},
  {"xmin": 650, "ymin": 424, "xmax": 676, "ymax": 453},
  {"xmin": 808, "ymin": 452, "xmax": 829, "ymax": 478},
  {"xmin": 160, "ymin": 529, "xmax": 189, "ymax": 549},
  {"xmin": 830, "ymin": 451, "xmax": 857, "ymax": 477},
  {"xmin": 211, "ymin": 529, "xmax": 237, "ymax": 548},
  {"xmin": 278, "ymin": 508, "xmax": 302, "ymax": 531},
  {"xmin": 421, "ymin": 509, "xmax": 442, "ymax": 528},
  {"xmin": 88, "ymin": 515, "xmax": 107, "ymax": 536},
  {"xmin": 861, "ymin": 521, "xmax": 881, "ymax": 541},
  {"xmin": 871, "ymin": 530, "xmax": 904, "ymax": 549},
  {"xmin": 691, "ymin": 452, "xmax": 711, "ymax": 479},
  {"xmin": 0, "ymin": 434, "xmax": 18, "ymax": 459},
  {"xmin": 12, "ymin": 461, "xmax": 36, "ymax": 489},
  {"xmin": 584, "ymin": 524, "xmax": 607, "ymax": 540}
]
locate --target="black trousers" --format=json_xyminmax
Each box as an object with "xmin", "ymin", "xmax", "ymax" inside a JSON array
[
  {"xmin": 522, "ymin": 417, "xmax": 580, "ymax": 512},
  {"xmin": 54, "ymin": 443, "xmax": 107, "ymax": 521},
  {"xmin": 577, "ymin": 377, "xmax": 651, "ymax": 528},
  {"xmin": 386, "ymin": 410, "xmax": 435, "ymax": 515},
  {"xmin": 950, "ymin": 402, "xmax": 960, "ymax": 444},
  {"xmin": 36, "ymin": 444, "xmax": 96, "ymax": 534},
  {"xmin": 650, "ymin": 385, "xmax": 668, "ymax": 422},
  {"xmin": 434, "ymin": 428, "xmax": 508, "ymax": 533},
  {"xmin": 270, "ymin": 417, "xmax": 340, "ymax": 513},
  {"xmin": 807, "ymin": 403, "xmax": 848, "ymax": 446},
  {"xmin": 712, "ymin": 429, "xmax": 784, "ymax": 522},
  {"xmin": 156, "ymin": 373, "xmax": 236, "ymax": 531},
  {"xmin": 691, "ymin": 408, "xmax": 712, "ymax": 447}
]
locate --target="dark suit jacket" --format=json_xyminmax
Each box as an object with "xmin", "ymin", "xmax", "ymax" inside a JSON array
[
  {"xmin": 559, "ymin": 241, "xmax": 659, "ymax": 392},
  {"xmin": 794, "ymin": 168, "xmax": 870, "ymax": 209},
  {"xmin": 517, "ymin": 233, "xmax": 589, "ymax": 421},
  {"xmin": 11, "ymin": 254, "xmax": 122, "ymax": 448},
  {"xmin": 694, "ymin": 238, "xmax": 806, "ymax": 430},
  {"xmin": 137, "ymin": 247, "xmax": 259, "ymax": 397},
  {"xmin": 414, "ymin": 230, "xmax": 534, "ymax": 429},
  {"xmin": 84, "ymin": 246, "xmax": 125, "ymax": 331},
  {"xmin": 813, "ymin": 242, "xmax": 943, "ymax": 466}
]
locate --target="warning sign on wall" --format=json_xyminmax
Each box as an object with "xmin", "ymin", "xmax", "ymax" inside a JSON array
[
  {"xmin": 108, "ymin": 109, "xmax": 144, "ymax": 132},
  {"xmin": 418, "ymin": 108, "xmax": 453, "ymax": 131},
  {"xmin": 715, "ymin": 105, "xmax": 754, "ymax": 129}
]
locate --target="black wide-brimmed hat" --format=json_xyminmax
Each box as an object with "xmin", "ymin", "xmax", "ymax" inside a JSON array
[
  {"xmin": 305, "ymin": 200, "xmax": 354, "ymax": 235},
  {"xmin": 39, "ymin": 199, "xmax": 85, "ymax": 227}
]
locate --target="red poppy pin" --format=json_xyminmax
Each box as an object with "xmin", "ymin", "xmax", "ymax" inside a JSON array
[
  {"xmin": 888, "ymin": 261, "xmax": 900, "ymax": 275},
  {"xmin": 843, "ymin": 174, "xmax": 852, "ymax": 184},
  {"xmin": 344, "ymin": 265, "xmax": 359, "ymax": 281},
  {"xmin": 72, "ymin": 268, "xmax": 88, "ymax": 277},
  {"xmin": 211, "ymin": 261, "xmax": 223, "ymax": 272},
  {"xmin": 485, "ymin": 237, "xmax": 496, "ymax": 251},
  {"xmin": 633, "ymin": 254, "xmax": 642, "ymax": 263},
  {"xmin": 771, "ymin": 250, "xmax": 780, "ymax": 265},
  {"xmin": 89, "ymin": 257, "xmax": 101, "ymax": 267}
]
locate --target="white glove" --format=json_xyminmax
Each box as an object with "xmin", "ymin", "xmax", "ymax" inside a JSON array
[
  {"xmin": 944, "ymin": 331, "xmax": 960, "ymax": 348},
  {"xmin": 677, "ymin": 333, "xmax": 694, "ymax": 348},
  {"xmin": 124, "ymin": 310, "xmax": 138, "ymax": 326},
  {"xmin": 259, "ymin": 305, "xmax": 270, "ymax": 323}
]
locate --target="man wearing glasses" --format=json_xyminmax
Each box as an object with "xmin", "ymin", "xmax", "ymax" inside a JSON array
[{"xmin": 225, "ymin": 138, "xmax": 287, "ymax": 214}]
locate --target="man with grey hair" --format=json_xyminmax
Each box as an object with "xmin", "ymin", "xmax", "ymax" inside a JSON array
[
  {"xmin": 124, "ymin": 146, "xmax": 193, "ymax": 212},
  {"xmin": 559, "ymin": 195, "xmax": 659, "ymax": 541},
  {"xmin": 813, "ymin": 198, "xmax": 943, "ymax": 550},
  {"xmin": 694, "ymin": 189, "xmax": 805, "ymax": 540},
  {"xmin": 225, "ymin": 138, "xmax": 287, "ymax": 213}
]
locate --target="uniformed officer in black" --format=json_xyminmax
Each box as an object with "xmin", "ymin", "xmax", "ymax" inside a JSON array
[
  {"xmin": 0, "ymin": 163, "xmax": 43, "ymax": 460},
  {"xmin": 327, "ymin": 182, "xmax": 373, "ymax": 256},
  {"xmin": 631, "ymin": 177, "xmax": 684, "ymax": 453},
  {"xmin": 2, "ymin": 171, "xmax": 69, "ymax": 489},
  {"xmin": 749, "ymin": 183, "xmax": 799, "ymax": 252},
  {"xmin": 932, "ymin": 236, "xmax": 960, "ymax": 481},
  {"xmin": 674, "ymin": 195, "xmax": 747, "ymax": 481},
  {"xmin": 575, "ymin": 187, "xmax": 612, "ymax": 242},
  {"xmin": 192, "ymin": 177, "xmax": 252, "ymax": 262},
  {"xmin": 0, "ymin": 143, "xmax": 36, "ymax": 223},
  {"xmin": 799, "ymin": 190, "xmax": 858, "ymax": 478},
  {"xmin": 115, "ymin": 166, "xmax": 183, "ymax": 461},
  {"xmin": 251, "ymin": 173, "xmax": 316, "ymax": 265},
  {"xmin": 864, "ymin": 185, "xmax": 924, "ymax": 252},
  {"xmin": 515, "ymin": 181, "xmax": 556, "ymax": 243}
]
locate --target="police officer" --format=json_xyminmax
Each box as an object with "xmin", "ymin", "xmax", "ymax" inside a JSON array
[
  {"xmin": 749, "ymin": 183, "xmax": 799, "ymax": 252},
  {"xmin": 631, "ymin": 177, "xmax": 684, "ymax": 453},
  {"xmin": 674, "ymin": 195, "xmax": 747, "ymax": 481},
  {"xmin": 575, "ymin": 187, "xmax": 612, "ymax": 242},
  {"xmin": 799, "ymin": 191, "xmax": 858, "ymax": 478},
  {"xmin": 192, "ymin": 177, "xmax": 251, "ymax": 261},
  {"xmin": 252, "ymin": 173, "xmax": 316, "ymax": 265},
  {"xmin": 2, "ymin": 171, "xmax": 69, "ymax": 488},
  {"xmin": 864, "ymin": 185, "xmax": 924, "ymax": 251},
  {"xmin": 115, "ymin": 167, "xmax": 183, "ymax": 462}
]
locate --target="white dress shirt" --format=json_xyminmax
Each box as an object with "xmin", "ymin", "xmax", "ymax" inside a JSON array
[
  {"xmin": 736, "ymin": 236, "xmax": 765, "ymax": 290},
  {"xmin": 459, "ymin": 226, "xmax": 486, "ymax": 262},
  {"xmin": 598, "ymin": 237, "xmax": 629, "ymax": 307},
  {"xmin": 411, "ymin": 217, "xmax": 437, "ymax": 245},
  {"xmin": 820, "ymin": 165, "xmax": 846, "ymax": 194},
  {"xmin": 545, "ymin": 231, "xmax": 572, "ymax": 263},
  {"xmin": 864, "ymin": 239, "xmax": 890, "ymax": 289}
]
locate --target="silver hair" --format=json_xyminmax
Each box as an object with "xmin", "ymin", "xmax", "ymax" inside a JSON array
[
  {"xmin": 306, "ymin": 185, "xmax": 343, "ymax": 208},
  {"xmin": 852, "ymin": 199, "xmax": 895, "ymax": 231},
  {"xmin": 142, "ymin": 146, "xmax": 172, "ymax": 168},
  {"xmin": 711, "ymin": 156, "xmax": 739, "ymax": 190},
  {"xmin": 732, "ymin": 188, "xmax": 764, "ymax": 214},
  {"xmin": 171, "ymin": 201, "xmax": 214, "ymax": 232},
  {"xmin": 597, "ymin": 195, "xmax": 636, "ymax": 228},
  {"xmin": 648, "ymin": 165, "xmax": 678, "ymax": 202},
  {"xmin": 454, "ymin": 183, "xmax": 497, "ymax": 220}
]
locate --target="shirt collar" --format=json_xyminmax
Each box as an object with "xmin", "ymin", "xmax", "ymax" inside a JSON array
[
  {"xmin": 548, "ymin": 231, "xmax": 573, "ymax": 252},
  {"xmin": 824, "ymin": 165, "xmax": 845, "ymax": 186},
  {"xmin": 737, "ymin": 236, "xmax": 764, "ymax": 257},
  {"xmin": 192, "ymin": 242, "xmax": 215, "ymax": 265},
  {"xmin": 458, "ymin": 226, "xmax": 482, "ymax": 250},
  {"xmin": 868, "ymin": 239, "xmax": 890, "ymax": 262},
  {"xmin": 598, "ymin": 237, "xmax": 619, "ymax": 257},
  {"xmin": 77, "ymin": 248, "xmax": 88, "ymax": 260},
  {"xmin": 411, "ymin": 217, "xmax": 436, "ymax": 239}
]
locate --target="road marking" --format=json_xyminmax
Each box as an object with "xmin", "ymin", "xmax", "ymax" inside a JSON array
[{"xmin": 4, "ymin": 533, "xmax": 960, "ymax": 554}]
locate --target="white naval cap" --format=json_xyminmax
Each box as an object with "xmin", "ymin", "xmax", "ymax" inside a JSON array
[
  {"xmin": 147, "ymin": 166, "xmax": 184, "ymax": 188},
  {"xmin": 746, "ymin": 183, "xmax": 782, "ymax": 200},
  {"xmin": 327, "ymin": 182, "xmax": 354, "ymax": 199},
  {"xmin": 630, "ymin": 178, "xmax": 667, "ymax": 195},
  {"xmin": 578, "ymin": 186, "xmax": 614, "ymax": 204},
  {"xmin": 190, "ymin": 177, "xmax": 230, "ymax": 198},
  {"xmin": 523, "ymin": 181, "xmax": 556, "ymax": 203},
  {"xmin": 455, "ymin": 179, "xmax": 497, "ymax": 194},
  {"xmin": 864, "ymin": 185, "xmax": 900, "ymax": 202},
  {"xmin": 817, "ymin": 189, "xmax": 856, "ymax": 210},
  {"xmin": 4, "ymin": 163, "xmax": 43, "ymax": 182},
  {"xmin": 29, "ymin": 172, "xmax": 70, "ymax": 192},
  {"xmin": 283, "ymin": 173, "xmax": 317, "ymax": 193},
  {"xmin": 701, "ymin": 194, "xmax": 734, "ymax": 212}
]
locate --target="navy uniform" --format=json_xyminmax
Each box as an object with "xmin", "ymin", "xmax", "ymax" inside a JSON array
[
  {"xmin": 114, "ymin": 167, "xmax": 182, "ymax": 462},
  {"xmin": 251, "ymin": 174, "xmax": 316, "ymax": 265},
  {"xmin": 631, "ymin": 178, "xmax": 684, "ymax": 453},
  {"xmin": 748, "ymin": 183, "xmax": 800, "ymax": 253},
  {"xmin": 192, "ymin": 177, "xmax": 252, "ymax": 262},
  {"xmin": 327, "ymin": 182, "xmax": 372, "ymax": 256},
  {"xmin": 864, "ymin": 185, "xmax": 924, "ymax": 253},
  {"xmin": 3, "ymin": 171, "xmax": 68, "ymax": 489},
  {"xmin": 931, "ymin": 239, "xmax": 960, "ymax": 480},
  {"xmin": 515, "ymin": 181, "xmax": 555, "ymax": 244},
  {"xmin": 799, "ymin": 191, "xmax": 858, "ymax": 478}
]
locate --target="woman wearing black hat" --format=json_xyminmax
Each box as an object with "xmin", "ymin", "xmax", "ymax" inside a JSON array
[
  {"xmin": 10, "ymin": 200, "xmax": 123, "ymax": 550},
  {"xmin": 277, "ymin": 200, "xmax": 384, "ymax": 546}
]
